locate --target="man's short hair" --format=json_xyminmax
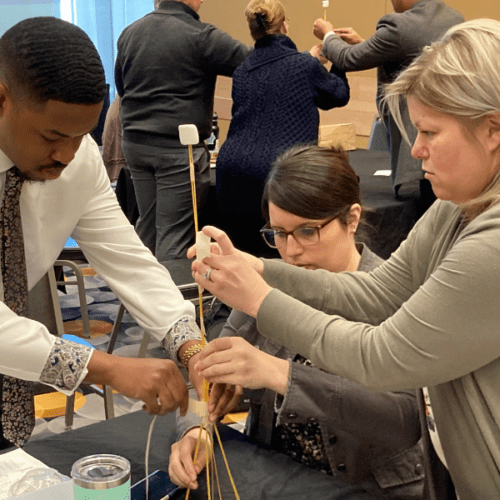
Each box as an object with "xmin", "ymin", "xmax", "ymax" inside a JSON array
[{"xmin": 0, "ymin": 17, "xmax": 106, "ymax": 106}]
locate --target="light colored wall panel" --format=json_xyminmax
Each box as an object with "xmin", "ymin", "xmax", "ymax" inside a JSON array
[{"xmin": 204, "ymin": 0, "xmax": 500, "ymax": 143}]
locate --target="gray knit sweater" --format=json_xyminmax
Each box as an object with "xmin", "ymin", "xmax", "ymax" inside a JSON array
[{"xmin": 258, "ymin": 199, "xmax": 500, "ymax": 499}]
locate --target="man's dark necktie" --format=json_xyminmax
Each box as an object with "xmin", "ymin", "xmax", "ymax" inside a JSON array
[{"xmin": 0, "ymin": 166, "xmax": 34, "ymax": 447}]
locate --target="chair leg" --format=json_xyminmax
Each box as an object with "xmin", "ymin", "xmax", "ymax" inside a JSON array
[
  {"xmin": 47, "ymin": 267, "xmax": 65, "ymax": 337},
  {"xmin": 138, "ymin": 331, "xmax": 151, "ymax": 358},
  {"xmin": 107, "ymin": 302, "xmax": 125, "ymax": 354},
  {"xmin": 103, "ymin": 386, "xmax": 115, "ymax": 420},
  {"xmin": 73, "ymin": 265, "xmax": 91, "ymax": 339},
  {"xmin": 65, "ymin": 393, "xmax": 75, "ymax": 430},
  {"xmin": 54, "ymin": 260, "xmax": 91, "ymax": 338}
]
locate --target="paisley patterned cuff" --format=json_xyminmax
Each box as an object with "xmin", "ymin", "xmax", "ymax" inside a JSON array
[
  {"xmin": 39, "ymin": 338, "xmax": 93, "ymax": 393},
  {"xmin": 161, "ymin": 316, "xmax": 201, "ymax": 362}
]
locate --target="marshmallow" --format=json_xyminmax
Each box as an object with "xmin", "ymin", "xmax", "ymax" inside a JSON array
[
  {"xmin": 178, "ymin": 124, "xmax": 199, "ymax": 145},
  {"xmin": 322, "ymin": 0, "xmax": 329, "ymax": 7},
  {"xmin": 196, "ymin": 231, "xmax": 211, "ymax": 262}
]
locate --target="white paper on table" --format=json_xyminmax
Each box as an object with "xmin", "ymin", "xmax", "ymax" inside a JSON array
[
  {"xmin": 8, "ymin": 480, "xmax": 73, "ymax": 500},
  {"xmin": 374, "ymin": 170, "xmax": 392, "ymax": 177},
  {"xmin": 0, "ymin": 448, "xmax": 50, "ymax": 499}
]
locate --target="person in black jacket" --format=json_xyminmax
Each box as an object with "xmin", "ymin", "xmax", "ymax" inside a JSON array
[{"xmin": 115, "ymin": 0, "xmax": 251, "ymax": 260}]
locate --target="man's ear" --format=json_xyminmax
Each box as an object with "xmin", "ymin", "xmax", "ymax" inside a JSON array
[{"xmin": 0, "ymin": 82, "xmax": 11, "ymax": 117}]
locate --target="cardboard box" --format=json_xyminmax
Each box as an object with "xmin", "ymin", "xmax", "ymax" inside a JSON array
[{"xmin": 319, "ymin": 123, "xmax": 356, "ymax": 150}]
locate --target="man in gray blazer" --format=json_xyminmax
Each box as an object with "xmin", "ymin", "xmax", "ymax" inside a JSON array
[{"xmin": 313, "ymin": 0, "xmax": 463, "ymax": 211}]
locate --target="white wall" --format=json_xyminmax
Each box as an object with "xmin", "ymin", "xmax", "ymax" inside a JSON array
[{"xmin": 0, "ymin": 0, "xmax": 60, "ymax": 37}]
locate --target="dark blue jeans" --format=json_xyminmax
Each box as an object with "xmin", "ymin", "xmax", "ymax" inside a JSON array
[{"xmin": 122, "ymin": 141, "xmax": 210, "ymax": 260}]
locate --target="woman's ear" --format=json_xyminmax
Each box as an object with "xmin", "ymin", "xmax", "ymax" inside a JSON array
[
  {"xmin": 348, "ymin": 203, "xmax": 362, "ymax": 233},
  {"xmin": 483, "ymin": 113, "xmax": 500, "ymax": 154},
  {"xmin": 281, "ymin": 21, "xmax": 289, "ymax": 35}
]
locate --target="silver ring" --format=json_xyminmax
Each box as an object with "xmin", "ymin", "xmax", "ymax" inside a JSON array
[{"xmin": 202, "ymin": 267, "xmax": 212, "ymax": 281}]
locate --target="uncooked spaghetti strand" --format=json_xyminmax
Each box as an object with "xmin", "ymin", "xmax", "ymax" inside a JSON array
[
  {"xmin": 188, "ymin": 145, "xmax": 200, "ymax": 233},
  {"xmin": 213, "ymin": 425, "xmax": 240, "ymax": 500},
  {"xmin": 211, "ymin": 441, "xmax": 223, "ymax": 500},
  {"xmin": 206, "ymin": 430, "xmax": 212, "ymax": 500},
  {"xmin": 185, "ymin": 425, "xmax": 208, "ymax": 500}
]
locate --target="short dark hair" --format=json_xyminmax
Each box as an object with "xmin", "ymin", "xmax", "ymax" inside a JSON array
[
  {"xmin": 0, "ymin": 17, "xmax": 106, "ymax": 106},
  {"xmin": 262, "ymin": 144, "xmax": 361, "ymax": 227}
]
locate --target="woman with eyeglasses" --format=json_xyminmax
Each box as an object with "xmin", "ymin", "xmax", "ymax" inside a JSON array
[{"xmin": 170, "ymin": 145, "xmax": 424, "ymax": 499}]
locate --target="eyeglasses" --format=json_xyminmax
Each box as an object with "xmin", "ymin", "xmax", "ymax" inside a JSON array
[{"xmin": 260, "ymin": 216, "xmax": 339, "ymax": 249}]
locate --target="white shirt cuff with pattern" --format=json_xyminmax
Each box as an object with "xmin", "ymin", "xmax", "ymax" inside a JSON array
[
  {"xmin": 161, "ymin": 316, "xmax": 201, "ymax": 364},
  {"xmin": 39, "ymin": 337, "xmax": 93, "ymax": 396}
]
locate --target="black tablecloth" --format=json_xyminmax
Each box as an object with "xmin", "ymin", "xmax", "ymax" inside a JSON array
[
  {"xmin": 348, "ymin": 149, "xmax": 419, "ymax": 259},
  {"xmin": 23, "ymin": 411, "xmax": 382, "ymax": 499}
]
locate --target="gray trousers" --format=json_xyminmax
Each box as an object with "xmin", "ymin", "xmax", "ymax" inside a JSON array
[{"xmin": 122, "ymin": 140, "xmax": 210, "ymax": 261}]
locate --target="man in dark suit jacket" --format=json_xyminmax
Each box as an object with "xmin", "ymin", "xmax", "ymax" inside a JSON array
[{"xmin": 313, "ymin": 0, "xmax": 463, "ymax": 212}]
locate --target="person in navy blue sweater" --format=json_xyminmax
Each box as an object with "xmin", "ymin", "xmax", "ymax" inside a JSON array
[{"xmin": 215, "ymin": 0, "xmax": 350, "ymax": 257}]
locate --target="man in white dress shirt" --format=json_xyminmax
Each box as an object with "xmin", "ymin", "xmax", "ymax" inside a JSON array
[{"xmin": 0, "ymin": 16, "xmax": 204, "ymax": 447}]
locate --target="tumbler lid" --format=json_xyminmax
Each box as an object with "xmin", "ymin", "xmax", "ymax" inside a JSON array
[{"xmin": 71, "ymin": 454, "xmax": 130, "ymax": 490}]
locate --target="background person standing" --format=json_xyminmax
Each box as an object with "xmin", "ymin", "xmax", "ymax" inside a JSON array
[
  {"xmin": 115, "ymin": 0, "xmax": 251, "ymax": 260},
  {"xmin": 312, "ymin": 0, "xmax": 463, "ymax": 214}
]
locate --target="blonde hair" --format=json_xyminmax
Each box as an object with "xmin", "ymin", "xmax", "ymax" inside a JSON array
[
  {"xmin": 384, "ymin": 18, "xmax": 500, "ymax": 220},
  {"xmin": 245, "ymin": 0, "xmax": 286, "ymax": 41}
]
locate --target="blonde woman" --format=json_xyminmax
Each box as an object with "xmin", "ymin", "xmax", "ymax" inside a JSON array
[{"xmin": 194, "ymin": 19, "xmax": 500, "ymax": 500}]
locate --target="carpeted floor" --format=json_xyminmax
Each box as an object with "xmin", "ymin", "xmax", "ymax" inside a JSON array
[{"xmin": 31, "ymin": 264, "xmax": 168, "ymax": 442}]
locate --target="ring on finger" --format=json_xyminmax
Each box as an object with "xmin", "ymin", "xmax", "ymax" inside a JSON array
[{"xmin": 203, "ymin": 267, "xmax": 213, "ymax": 281}]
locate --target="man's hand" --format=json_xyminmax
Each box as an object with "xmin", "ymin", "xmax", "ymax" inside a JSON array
[
  {"xmin": 333, "ymin": 27, "xmax": 364, "ymax": 45},
  {"xmin": 191, "ymin": 227, "xmax": 270, "ymax": 317},
  {"xmin": 85, "ymin": 351, "xmax": 188, "ymax": 415},
  {"xmin": 313, "ymin": 19, "xmax": 334, "ymax": 40},
  {"xmin": 195, "ymin": 337, "xmax": 289, "ymax": 404},
  {"xmin": 169, "ymin": 427, "xmax": 210, "ymax": 489},
  {"xmin": 207, "ymin": 382, "xmax": 243, "ymax": 423}
]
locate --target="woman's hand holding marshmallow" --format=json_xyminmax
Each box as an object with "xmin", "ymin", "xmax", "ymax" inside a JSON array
[{"xmin": 191, "ymin": 226, "xmax": 271, "ymax": 317}]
